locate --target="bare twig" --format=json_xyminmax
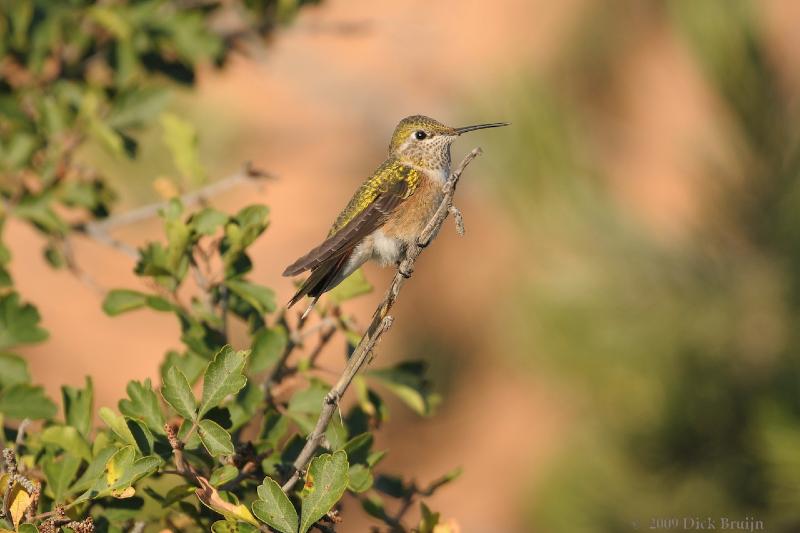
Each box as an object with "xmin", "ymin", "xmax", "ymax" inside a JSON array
[
  {"xmin": 75, "ymin": 162, "xmax": 272, "ymax": 260},
  {"xmin": 281, "ymin": 148, "xmax": 483, "ymax": 493}
]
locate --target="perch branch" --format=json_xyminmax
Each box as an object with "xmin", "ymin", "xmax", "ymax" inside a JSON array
[{"xmin": 281, "ymin": 147, "xmax": 483, "ymax": 492}]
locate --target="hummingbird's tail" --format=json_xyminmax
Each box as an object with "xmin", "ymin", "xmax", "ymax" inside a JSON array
[{"xmin": 287, "ymin": 253, "xmax": 351, "ymax": 316}]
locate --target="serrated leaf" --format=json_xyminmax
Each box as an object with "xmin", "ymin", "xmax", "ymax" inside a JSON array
[
  {"xmin": 0, "ymin": 352, "xmax": 30, "ymax": 387},
  {"xmin": 62, "ymin": 377, "xmax": 93, "ymax": 438},
  {"xmin": 199, "ymin": 347, "xmax": 247, "ymax": 417},
  {"xmin": 252, "ymin": 476, "xmax": 298, "ymax": 533},
  {"xmin": 299, "ymin": 451, "xmax": 349, "ymax": 533},
  {"xmin": 99, "ymin": 407, "xmax": 137, "ymax": 447},
  {"xmin": 119, "ymin": 379, "xmax": 165, "ymax": 435},
  {"xmin": 162, "ymin": 365, "xmax": 197, "ymax": 420},
  {"xmin": 249, "ymin": 326, "xmax": 287, "ymax": 374},
  {"xmin": 41, "ymin": 425, "xmax": 92, "ymax": 461},
  {"xmin": 0, "ymin": 292, "xmax": 48, "ymax": 349},
  {"xmin": 198, "ymin": 419, "xmax": 234, "ymax": 457},
  {"xmin": 0, "ymin": 383, "xmax": 57, "ymax": 420}
]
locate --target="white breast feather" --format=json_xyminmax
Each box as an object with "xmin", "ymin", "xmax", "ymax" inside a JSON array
[{"xmin": 371, "ymin": 229, "xmax": 402, "ymax": 266}]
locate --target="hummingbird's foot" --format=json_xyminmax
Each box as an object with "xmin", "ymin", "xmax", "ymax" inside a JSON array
[{"xmin": 398, "ymin": 262, "xmax": 414, "ymax": 278}]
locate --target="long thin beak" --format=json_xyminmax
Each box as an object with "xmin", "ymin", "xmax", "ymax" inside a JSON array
[{"xmin": 454, "ymin": 122, "xmax": 510, "ymax": 135}]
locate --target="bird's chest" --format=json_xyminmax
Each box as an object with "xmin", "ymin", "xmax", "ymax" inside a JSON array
[{"xmin": 381, "ymin": 172, "xmax": 444, "ymax": 243}]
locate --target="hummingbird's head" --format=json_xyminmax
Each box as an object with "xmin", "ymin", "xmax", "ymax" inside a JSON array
[{"xmin": 389, "ymin": 115, "xmax": 508, "ymax": 172}]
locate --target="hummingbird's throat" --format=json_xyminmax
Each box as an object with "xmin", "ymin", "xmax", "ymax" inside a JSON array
[{"xmin": 398, "ymin": 137, "xmax": 452, "ymax": 174}]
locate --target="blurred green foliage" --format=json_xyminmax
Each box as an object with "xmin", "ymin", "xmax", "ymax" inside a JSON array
[{"xmin": 486, "ymin": 1, "xmax": 800, "ymax": 531}]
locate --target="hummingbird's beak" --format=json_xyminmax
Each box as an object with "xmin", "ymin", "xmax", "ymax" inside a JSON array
[{"xmin": 453, "ymin": 122, "xmax": 510, "ymax": 135}]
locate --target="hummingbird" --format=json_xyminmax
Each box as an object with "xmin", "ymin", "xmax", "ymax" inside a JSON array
[{"xmin": 283, "ymin": 115, "xmax": 508, "ymax": 317}]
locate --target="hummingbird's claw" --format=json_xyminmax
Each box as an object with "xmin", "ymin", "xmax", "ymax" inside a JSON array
[{"xmin": 398, "ymin": 263, "xmax": 414, "ymax": 278}]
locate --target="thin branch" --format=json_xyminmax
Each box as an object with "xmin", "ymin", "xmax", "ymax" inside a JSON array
[
  {"xmin": 281, "ymin": 147, "xmax": 483, "ymax": 493},
  {"xmin": 75, "ymin": 162, "xmax": 273, "ymax": 259},
  {"xmin": 281, "ymin": 315, "xmax": 394, "ymax": 492}
]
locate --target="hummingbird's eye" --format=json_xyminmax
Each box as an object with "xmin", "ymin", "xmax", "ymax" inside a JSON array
[{"xmin": 414, "ymin": 130, "xmax": 427, "ymax": 140}]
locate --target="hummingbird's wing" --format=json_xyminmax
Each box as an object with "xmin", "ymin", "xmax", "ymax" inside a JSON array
[{"xmin": 283, "ymin": 178, "xmax": 410, "ymax": 277}]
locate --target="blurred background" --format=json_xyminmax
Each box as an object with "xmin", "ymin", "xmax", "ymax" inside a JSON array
[{"xmin": 6, "ymin": 0, "xmax": 800, "ymax": 531}]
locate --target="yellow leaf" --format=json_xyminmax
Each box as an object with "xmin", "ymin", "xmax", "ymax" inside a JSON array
[
  {"xmin": 195, "ymin": 477, "xmax": 258, "ymax": 526},
  {"xmin": 0, "ymin": 473, "xmax": 8, "ymax": 497},
  {"xmin": 8, "ymin": 484, "xmax": 32, "ymax": 528},
  {"xmin": 111, "ymin": 486, "xmax": 136, "ymax": 499}
]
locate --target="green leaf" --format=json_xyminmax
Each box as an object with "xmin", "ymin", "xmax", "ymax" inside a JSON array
[
  {"xmin": 162, "ymin": 365, "xmax": 197, "ymax": 420},
  {"xmin": 192, "ymin": 208, "xmax": 229, "ymax": 236},
  {"xmin": 261, "ymin": 409, "xmax": 289, "ymax": 447},
  {"xmin": 325, "ymin": 411, "xmax": 347, "ymax": 451},
  {"xmin": 41, "ymin": 425, "xmax": 92, "ymax": 462},
  {"xmin": 427, "ymin": 467, "xmax": 463, "ymax": 494},
  {"xmin": 70, "ymin": 446, "xmax": 117, "ymax": 495},
  {"xmin": 252, "ymin": 476, "xmax": 298, "ymax": 533},
  {"xmin": 161, "ymin": 350, "xmax": 207, "ymax": 385},
  {"xmin": 342, "ymin": 433, "xmax": 373, "ymax": 465},
  {"xmin": 161, "ymin": 112, "xmax": 205, "ymax": 184},
  {"xmin": 327, "ymin": 268, "xmax": 372, "ymax": 304},
  {"xmin": 368, "ymin": 361, "xmax": 441, "ymax": 416},
  {"xmin": 128, "ymin": 418, "xmax": 156, "ymax": 455},
  {"xmin": 347, "ymin": 464, "xmax": 373, "ymax": 493},
  {"xmin": 119, "ymin": 379, "xmax": 166, "ymax": 435},
  {"xmin": 104, "ymin": 445, "xmax": 136, "ymax": 490},
  {"xmin": 286, "ymin": 379, "xmax": 329, "ymax": 435},
  {"xmin": 299, "ymin": 451, "xmax": 349, "ymax": 533},
  {"xmin": 418, "ymin": 502, "xmax": 441, "ymax": 533},
  {"xmin": 249, "ymin": 326, "xmax": 287, "ymax": 374},
  {"xmin": 17, "ymin": 524, "xmax": 38, "ymax": 533},
  {"xmin": 210, "ymin": 465, "xmax": 239, "ymax": 487},
  {"xmin": 199, "ymin": 347, "xmax": 247, "ymax": 417},
  {"xmin": 198, "ymin": 418, "xmax": 234, "ymax": 456},
  {"xmin": 225, "ymin": 280, "xmax": 276, "ymax": 315},
  {"xmin": 98, "ymin": 407, "xmax": 137, "ymax": 447},
  {"xmin": 102, "ymin": 289, "xmax": 148, "ymax": 316},
  {"xmin": 0, "ymin": 352, "xmax": 30, "ymax": 387},
  {"xmin": 43, "ymin": 454, "xmax": 81, "ymax": 503},
  {"xmin": 211, "ymin": 521, "xmax": 260, "ymax": 533},
  {"xmin": 62, "ymin": 377, "xmax": 93, "ymax": 438},
  {"xmin": 0, "ymin": 384, "xmax": 57, "ymax": 419},
  {"xmin": 0, "ymin": 292, "xmax": 48, "ymax": 349},
  {"xmin": 108, "ymin": 87, "xmax": 171, "ymax": 129}
]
